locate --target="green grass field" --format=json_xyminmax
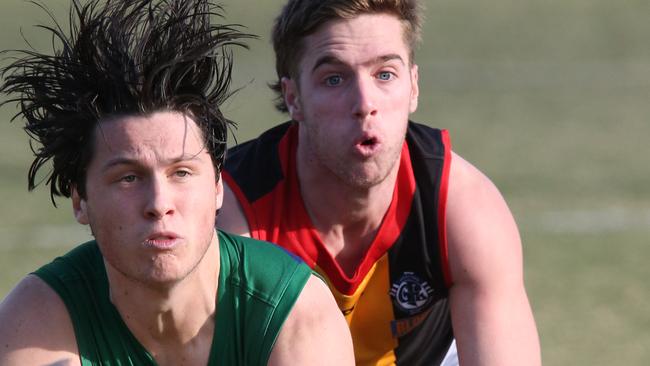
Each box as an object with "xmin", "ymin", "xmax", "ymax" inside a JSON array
[{"xmin": 1, "ymin": 1, "xmax": 649, "ymax": 365}]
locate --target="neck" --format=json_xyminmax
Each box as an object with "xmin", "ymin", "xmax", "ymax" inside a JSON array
[
  {"xmin": 105, "ymin": 235, "xmax": 220, "ymax": 365},
  {"xmin": 300, "ymin": 168, "xmax": 397, "ymax": 231},
  {"xmin": 296, "ymin": 141, "xmax": 400, "ymax": 275}
]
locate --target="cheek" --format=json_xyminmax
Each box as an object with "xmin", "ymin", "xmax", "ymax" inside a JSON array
[
  {"xmin": 306, "ymin": 120, "xmax": 342, "ymax": 148},
  {"xmin": 308, "ymin": 88, "xmax": 348, "ymax": 113},
  {"xmin": 387, "ymin": 88, "xmax": 412, "ymax": 110},
  {"xmin": 182, "ymin": 181, "xmax": 219, "ymax": 213}
]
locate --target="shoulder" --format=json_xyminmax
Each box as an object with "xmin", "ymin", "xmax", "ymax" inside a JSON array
[
  {"xmin": 0, "ymin": 275, "xmax": 79, "ymax": 365},
  {"xmin": 446, "ymin": 151, "xmax": 523, "ymax": 285},
  {"xmin": 219, "ymin": 230, "xmax": 300, "ymax": 264},
  {"xmin": 406, "ymin": 121, "xmax": 448, "ymax": 149},
  {"xmin": 448, "ymin": 151, "xmax": 500, "ymax": 206},
  {"xmin": 218, "ymin": 231, "xmax": 311, "ymax": 295},
  {"xmin": 283, "ymin": 276, "xmax": 342, "ymax": 331},
  {"xmin": 445, "ymin": 153, "xmax": 542, "ymax": 365},
  {"xmin": 405, "ymin": 122, "xmax": 450, "ymax": 170},
  {"xmin": 224, "ymin": 121, "xmax": 294, "ymax": 172},
  {"xmin": 221, "ymin": 123, "xmax": 295, "ymax": 233},
  {"xmin": 268, "ymin": 275, "xmax": 354, "ymax": 366}
]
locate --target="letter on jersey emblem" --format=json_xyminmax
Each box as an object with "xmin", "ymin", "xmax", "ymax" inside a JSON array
[{"xmin": 390, "ymin": 272, "xmax": 434, "ymax": 315}]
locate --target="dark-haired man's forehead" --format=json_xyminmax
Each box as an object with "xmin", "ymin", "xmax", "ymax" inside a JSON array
[
  {"xmin": 99, "ymin": 153, "xmax": 207, "ymax": 173},
  {"xmin": 90, "ymin": 110, "xmax": 209, "ymax": 161}
]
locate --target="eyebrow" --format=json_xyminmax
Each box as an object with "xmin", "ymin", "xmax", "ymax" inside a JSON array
[
  {"xmin": 311, "ymin": 53, "xmax": 405, "ymax": 73},
  {"xmin": 101, "ymin": 155, "xmax": 203, "ymax": 172}
]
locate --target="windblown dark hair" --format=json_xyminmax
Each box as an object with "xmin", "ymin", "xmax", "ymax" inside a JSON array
[{"xmin": 0, "ymin": 0, "xmax": 254, "ymax": 204}]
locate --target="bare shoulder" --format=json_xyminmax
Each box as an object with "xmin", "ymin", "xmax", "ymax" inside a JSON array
[
  {"xmin": 268, "ymin": 275, "xmax": 354, "ymax": 366},
  {"xmin": 0, "ymin": 275, "xmax": 79, "ymax": 365},
  {"xmin": 217, "ymin": 180, "xmax": 251, "ymax": 237},
  {"xmin": 446, "ymin": 152, "xmax": 541, "ymax": 365},
  {"xmin": 446, "ymin": 151, "xmax": 523, "ymax": 284},
  {"xmin": 448, "ymin": 151, "xmax": 509, "ymax": 210}
]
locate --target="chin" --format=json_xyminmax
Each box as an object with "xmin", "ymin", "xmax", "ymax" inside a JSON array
[
  {"xmin": 341, "ymin": 171, "xmax": 386, "ymax": 189},
  {"xmin": 137, "ymin": 271, "xmax": 187, "ymax": 289},
  {"xmin": 134, "ymin": 260, "xmax": 191, "ymax": 287}
]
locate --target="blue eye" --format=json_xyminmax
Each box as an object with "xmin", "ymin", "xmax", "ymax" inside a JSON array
[
  {"xmin": 378, "ymin": 71, "xmax": 393, "ymax": 81},
  {"xmin": 325, "ymin": 75, "xmax": 342, "ymax": 86},
  {"xmin": 175, "ymin": 170, "xmax": 190, "ymax": 178}
]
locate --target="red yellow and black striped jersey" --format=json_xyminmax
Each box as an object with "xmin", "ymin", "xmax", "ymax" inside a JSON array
[{"xmin": 224, "ymin": 121, "xmax": 456, "ymax": 365}]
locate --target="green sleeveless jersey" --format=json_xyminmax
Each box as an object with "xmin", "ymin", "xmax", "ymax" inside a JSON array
[{"xmin": 33, "ymin": 230, "xmax": 311, "ymax": 366}]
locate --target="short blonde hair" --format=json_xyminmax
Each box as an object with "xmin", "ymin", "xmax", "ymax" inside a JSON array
[{"xmin": 270, "ymin": 0, "xmax": 423, "ymax": 112}]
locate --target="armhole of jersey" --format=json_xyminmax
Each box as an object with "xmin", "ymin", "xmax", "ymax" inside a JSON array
[
  {"xmin": 438, "ymin": 130, "xmax": 453, "ymax": 288},
  {"xmin": 260, "ymin": 255, "xmax": 312, "ymax": 365},
  {"xmin": 222, "ymin": 172, "xmax": 258, "ymax": 240}
]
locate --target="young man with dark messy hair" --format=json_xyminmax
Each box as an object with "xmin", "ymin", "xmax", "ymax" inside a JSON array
[
  {"xmin": 218, "ymin": 0, "xmax": 542, "ymax": 365},
  {"xmin": 0, "ymin": 1, "xmax": 354, "ymax": 365}
]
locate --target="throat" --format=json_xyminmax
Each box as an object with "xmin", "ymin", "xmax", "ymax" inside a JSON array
[
  {"xmin": 321, "ymin": 225, "xmax": 380, "ymax": 278},
  {"xmin": 145, "ymin": 319, "xmax": 215, "ymax": 366}
]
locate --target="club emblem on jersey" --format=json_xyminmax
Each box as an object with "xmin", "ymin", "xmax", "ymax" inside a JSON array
[{"xmin": 390, "ymin": 272, "xmax": 434, "ymax": 314}]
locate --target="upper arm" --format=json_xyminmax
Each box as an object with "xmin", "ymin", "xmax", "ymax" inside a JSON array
[
  {"xmin": 446, "ymin": 152, "xmax": 541, "ymax": 366},
  {"xmin": 268, "ymin": 275, "xmax": 354, "ymax": 366},
  {"xmin": 0, "ymin": 275, "xmax": 79, "ymax": 366},
  {"xmin": 217, "ymin": 181, "xmax": 252, "ymax": 237}
]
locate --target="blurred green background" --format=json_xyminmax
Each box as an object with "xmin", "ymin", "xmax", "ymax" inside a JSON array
[{"xmin": 1, "ymin": 1, "xmax": 648, "ymax": 364}]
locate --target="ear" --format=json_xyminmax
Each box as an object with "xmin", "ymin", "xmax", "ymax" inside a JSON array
[
  {"xmin": 281, "ymin": 77, "xmax": 304, "ymax": 121},
  {"xmin": 409, "ymin": 64, "xmax": 419, "ymax": 113},
  {"xmin": 72, "ymin": 187, "xmax": 89, "ymax": 225},
  {"xmin": 215, "ymin": 174, "xmax": 224, "ymax": 210}
]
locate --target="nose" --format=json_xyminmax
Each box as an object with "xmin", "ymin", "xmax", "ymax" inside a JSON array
[
  {"xmin": 144, "ymin": 176, "xmax": 175, "ymax": 220},
  {"xmin": 351, "ymin": 76, "xmax": 378, "ymax": 120}
]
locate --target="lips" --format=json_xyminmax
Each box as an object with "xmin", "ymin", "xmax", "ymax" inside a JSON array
[
  {"xmin": 143, "ymin": 232, "xmax": 180, "ymax": 249},
  {"xmin": 353, "ymin": 134, "xmax": 380, "ymax": 157}
]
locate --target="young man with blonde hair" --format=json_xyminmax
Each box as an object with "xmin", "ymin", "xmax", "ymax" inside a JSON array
[{"xmin": 219, "ymin": 0, "xmax": 542, "ymax": 364}]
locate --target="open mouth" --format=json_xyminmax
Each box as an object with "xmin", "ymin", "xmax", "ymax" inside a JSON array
[
  {"xmin": 354, "ymin": 135, "xmax": 380, "ymax": 157},
  {"xmin": 143, "ymin": 234, "xmax": 179, "ymax": 249},
  {"xmin": 360, "ymin": 137, "xmax": 377, "ymax": 146}
]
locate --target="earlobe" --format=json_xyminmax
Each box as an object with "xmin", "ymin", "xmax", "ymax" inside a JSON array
[
  {"xmin": 71, "ymin": 188, "xmax": 89, "ymax": 225},
  {"xmin": 409, "ymin": 64, "xmax": 419, "ymax": 113},
  {"xmin": 281, "ymin": 77, "xmax": 304, "ymax": 121}
]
